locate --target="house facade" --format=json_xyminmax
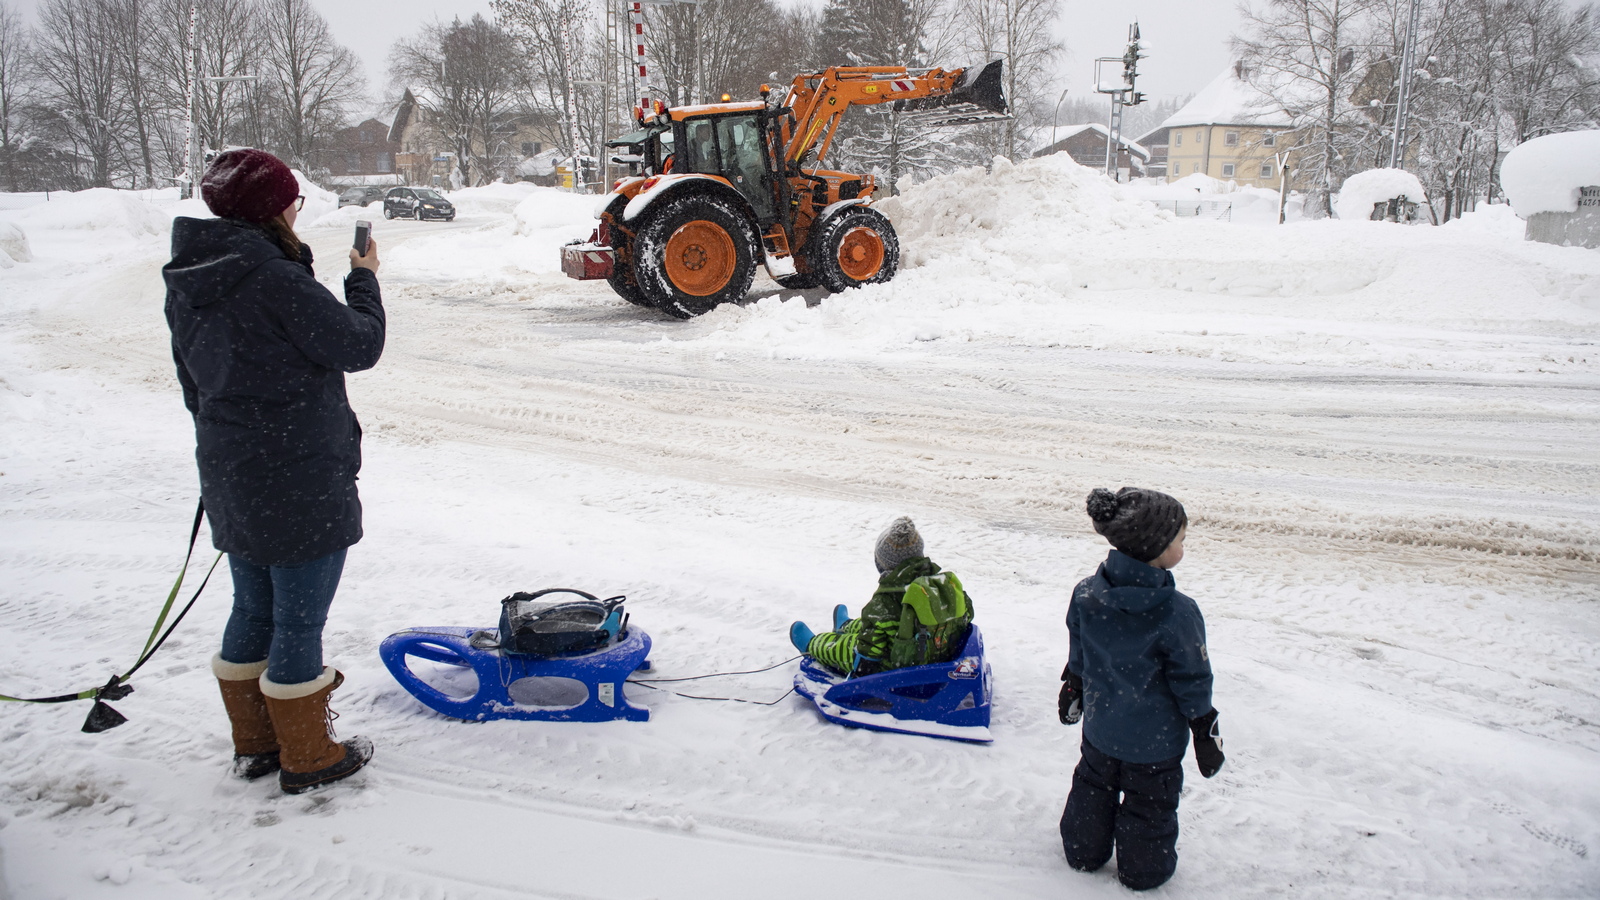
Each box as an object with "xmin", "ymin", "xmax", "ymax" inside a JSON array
[
  {"xmin": 1137, "ymin": 63, "xmax": 1297, "ymax": 188},
  {"xmin": 389, "ymin": 88, "xmax": 564, "ymax": 187},
  {"xmin": 314, "ymin": 118, "xmax": 403, "ymax": 186},
  {"xmin": 1033, "ymin": 123, "xmax": 1150, "ymax": 177}
]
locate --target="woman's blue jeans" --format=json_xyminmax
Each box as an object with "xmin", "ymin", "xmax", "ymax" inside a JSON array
[{"xmin": 220, "ymin": 548, "xmax": 347, "ymax": 685}]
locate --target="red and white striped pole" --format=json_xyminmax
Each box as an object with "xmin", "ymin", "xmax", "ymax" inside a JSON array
[{"xmin": 630, "ymin": 2, "xmax": 650, "ymax": 123}]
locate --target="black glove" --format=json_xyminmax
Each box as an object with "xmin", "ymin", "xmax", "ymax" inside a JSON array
[
  {"xmin": 1058, "ymin": 665, "xmax": 1083, "ymax": 725},
  {"xmin": 1189, "ymin": 708, "xmax": 1225, "ymax": 778}
]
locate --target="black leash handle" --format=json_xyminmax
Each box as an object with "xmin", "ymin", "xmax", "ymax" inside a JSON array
[{"xmin": 0, "ymin": 500, "xmax": 221, "ymax": 732}]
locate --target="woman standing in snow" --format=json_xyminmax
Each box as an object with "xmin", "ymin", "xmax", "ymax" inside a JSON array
[{"xmin": 164, "ymin": 148, "xmax": 383, "ymax": 794}]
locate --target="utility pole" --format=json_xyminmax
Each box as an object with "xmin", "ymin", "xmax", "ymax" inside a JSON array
[
  {"xmin": 1095, "ymin": 22, "xmax": 1147, "ymax": 182},
  {"xmin": 1387, "ymin": 0, "xmax": 1421, "ymax": 169},
  {"xmin": 179, "ymin": 3, "xmax": 199, "ymax": 198}
]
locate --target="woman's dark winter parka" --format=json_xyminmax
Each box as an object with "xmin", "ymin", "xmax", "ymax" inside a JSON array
[{"xmin": 164, "ymin": 217, "xmax": 385, "ymax": 566}]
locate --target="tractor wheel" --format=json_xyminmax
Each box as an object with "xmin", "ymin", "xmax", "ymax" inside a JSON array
[
  {"xmin": 810, "ymin": 206, "xmax": 899, "ymax": 294},
  {"xmin": 631, "ymin": 192, "xmax": 758, "ymax": 319},
  {"xmin": 775, "ymin": 272, "xmax": 819, "ymax": 290}
]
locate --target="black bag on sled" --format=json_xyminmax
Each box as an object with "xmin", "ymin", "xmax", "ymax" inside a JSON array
[{"xmin": 494, "ymin": 589, "xmax": 626, "ymax": 657}]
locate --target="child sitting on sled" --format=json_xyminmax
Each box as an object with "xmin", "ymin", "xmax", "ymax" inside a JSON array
[{"xmin": 789, "ymin": 517, "xmax": 974, "ymax": 677}]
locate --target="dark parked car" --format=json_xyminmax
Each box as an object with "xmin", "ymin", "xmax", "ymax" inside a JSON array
[
  {"xmin": 338, "ymin": 185, "xmax": 387, "ymax": 208},
  {"xmin": 383, "ymin": 187, "xmax": 456, "ymax": 221}
]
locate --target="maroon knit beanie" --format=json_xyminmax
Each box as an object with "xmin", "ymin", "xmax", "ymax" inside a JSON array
[{"xmin": 201, "ymin": 148, "xmax": 299, "ymax": 223}]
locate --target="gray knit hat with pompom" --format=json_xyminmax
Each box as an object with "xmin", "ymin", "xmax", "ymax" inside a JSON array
[
  {"xmin": 874, "ymin": 516, "xmax": 925, "ymax": 573},
  {"xmin": 1086, "ymin": 487, "xmax": 1187, "ymax": 563}
]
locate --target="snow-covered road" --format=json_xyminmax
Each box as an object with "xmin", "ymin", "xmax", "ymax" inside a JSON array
[{"xmin": 1, "ymin": 170, "xmax": 1597, "ymax": 898}]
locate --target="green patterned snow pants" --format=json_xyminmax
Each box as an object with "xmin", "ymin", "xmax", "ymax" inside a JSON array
[{"xmin": 806, "ymin": 619, "xmax": 862, "ymax": 674}]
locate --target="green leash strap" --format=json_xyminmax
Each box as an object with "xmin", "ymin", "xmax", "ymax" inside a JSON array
[{"xmin": 0, "ymin": 500, "xmax": 221, "ymax": 724}]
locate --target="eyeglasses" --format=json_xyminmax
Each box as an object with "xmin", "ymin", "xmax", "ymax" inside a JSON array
[{"xmin": 293, "ymin": 195, "xmax": 305, "ymax": 211}]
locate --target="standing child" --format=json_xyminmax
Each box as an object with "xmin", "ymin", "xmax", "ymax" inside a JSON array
[{"xmin": 1058, "ymin": 487, "xmax": 1224, "ymax": 891}]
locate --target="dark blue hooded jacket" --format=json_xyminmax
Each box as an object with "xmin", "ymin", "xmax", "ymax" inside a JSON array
[
  {"xmin": 163, "ymin": 217, "xmax": 385, "ymax": 566},
  {"xmin": 1067, "ymin": 549, "xmax": 1213, "ymax": 763}
]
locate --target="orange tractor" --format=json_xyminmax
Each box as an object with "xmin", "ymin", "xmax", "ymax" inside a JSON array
[{"xmin": 561, "ymin": 62, "xmax": 1008, "ymax": 318}]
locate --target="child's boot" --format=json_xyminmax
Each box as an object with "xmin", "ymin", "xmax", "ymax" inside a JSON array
[
  {"xmin": 789, "ymin": 622, "xmax": 815, "ymax": 654},
  {"xmin": 832, "ymin": 604, "xmax": 849, "ymax": 631}
]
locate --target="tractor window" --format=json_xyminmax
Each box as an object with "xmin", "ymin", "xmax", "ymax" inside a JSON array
[
  {"xmin": 681, "ymin": 120, "xmax": 717, "ymax": 174},
  {"xmin": 716, "ymin": 115, "xmax": 774, "ymax": 221}
]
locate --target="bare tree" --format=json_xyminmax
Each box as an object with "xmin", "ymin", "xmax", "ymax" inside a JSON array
[
  {"xmin": 256, "ymin": 0, "xmax": 363, "ymax": 170},
  {"xmin": 1234, "ymin": 0, "xmax": 1380, "ymax": 217},
  {"xmin": 33, "ymin": 0, "xmax": 133, "ymax": 186},
  {"xmin": 493, "ymin": 0, "xmax": 587, "ymax": 157},
  {"xmin": 391, "ymin": 15, "xmax": 524, "ymax": 185},
  {"xmin": 643, "ymin": 0, "xmax": 779, "ymax": 106},
  {"xmin": 0, "ymin": 1, "xmax": 32, "ymax": 191},
  {"xmin": 953, "ymin": 0, "xmax": 1062, "ymax": 159}
]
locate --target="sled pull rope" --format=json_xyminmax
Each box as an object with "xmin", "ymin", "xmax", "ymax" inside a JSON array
[
  {"xmin": 626, "ymin": 654, "xmax": 802, "ymax": 705},
  {"xmin": 0, "ymin": 499, "xmax": 222, "ymax": 733}
]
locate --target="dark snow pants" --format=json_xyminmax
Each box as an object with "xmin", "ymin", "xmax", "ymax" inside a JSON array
[{"xmin": 1060, "ymin": 738, "xmax": 1184, "ymax": 891}]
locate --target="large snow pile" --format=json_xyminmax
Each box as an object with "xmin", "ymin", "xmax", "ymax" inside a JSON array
[
  {"xmin": 513, "ymin": 187, "xmax": 603, "ymax": 237},
  {"xmin": 1500, "ymin": 129, "xmax": 1600, "ymax": 217},
  {"xmin": 4, "ymin": 188, "xmax": 169, "ymax": 239},
  {"xmin": 451, "ymin": 180, "xmax": 542, "ymax": 218},
  {"xmin": 1335, "ymin": 168, "xmax": 1428, "ymax": 220},
  {"xmin": 875, "ymin": 154, "xmax": 1165, "ymax": 269},
  {"xmin": 293, "ymin": 169, "xmax": 338, "ymax": 223},
  {"xmin": 0, "ymin": 220, "xmax": 30, "ymax": 267}
]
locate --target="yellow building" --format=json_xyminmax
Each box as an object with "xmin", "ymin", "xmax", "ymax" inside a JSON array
[{"xmin": 1138, "ymin": 63, "xmax": 1296, "ymax": 189}]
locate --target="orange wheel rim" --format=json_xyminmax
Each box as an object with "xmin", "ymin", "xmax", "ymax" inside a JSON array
[
  {"xmin": 664, "ymin": 220, "xmax": 736, "ymax": 296},
  {"xmin": 837, "ymin": 226, "xmax": 885, "ymax": 281}
]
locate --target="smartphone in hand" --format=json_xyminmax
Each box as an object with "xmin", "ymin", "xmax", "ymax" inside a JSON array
[{"xmin": 354, "ymin": 220, "xmax": 372, "ymax": 256}]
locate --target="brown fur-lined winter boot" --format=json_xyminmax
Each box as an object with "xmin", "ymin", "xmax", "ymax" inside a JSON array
[
  {"xmin": 213, "ymin": 654, "xmax": 280, "ymax": 780},
  {"xmin": 260, "ymin": 667, "xmax": 373, "ymax": 795}
]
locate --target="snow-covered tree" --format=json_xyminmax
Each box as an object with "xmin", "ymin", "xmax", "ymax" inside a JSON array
[{"xmin": 1234, "ymin": 0, "xmax": 1382, "ymax": 217}]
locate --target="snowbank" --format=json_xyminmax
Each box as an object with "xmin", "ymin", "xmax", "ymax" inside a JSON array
[
  {"xmin": 3, "ymin": 188, "xmax": 169, "ymax": 239},
  {"xmin": 450, "ymin": 181, "xmax": 542, "ymax": 218},
  {"xmin": 0, "ymin": 220, "xmax": 30, "ymax": 266},
  {"xmin": 512, "ymin": 187, "xmax": 603, "ymax": 236},
  {"xmin": 292, "ymin": 169, "xmax": 338, "ymax": 223},
  {"xmin": 1500, "ymin": 130, "xmax": 1600, "ymax": 217},
  {"xmin": 1442, "ymin": 202, "xmax": 1524, "ymax": 240},
  {"xmin": 1335, "ymin": 168, "xmax": 1427, "ymax": 221},
  {"xmin": 876, "ymin": 154, "xmax": 1165, "ymax": 268}
]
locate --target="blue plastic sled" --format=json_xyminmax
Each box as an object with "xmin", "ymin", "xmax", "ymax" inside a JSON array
[
  {"xmin": 380, "ymin": 626, "xmax": 651, "ymax": 722},
  {"xmin": 793, "ymin": 625, "xmax": 992, "ymax": 743}
]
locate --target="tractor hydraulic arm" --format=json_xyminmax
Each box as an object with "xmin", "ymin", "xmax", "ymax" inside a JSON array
[{"xmin": 782, "ymin": 62, "xmax": 1007, "ymax": 167}]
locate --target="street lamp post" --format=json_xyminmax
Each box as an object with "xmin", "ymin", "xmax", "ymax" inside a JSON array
[{"xmin": 1050, "ymin": 88, "xmax": 1070, "ymax": 149}]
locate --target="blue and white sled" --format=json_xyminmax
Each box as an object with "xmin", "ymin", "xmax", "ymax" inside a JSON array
[
  {"xmin": 793, "ymin": 625, "xmax": 992, "ymax": 743},
  {"xmin": 380, "ymin": 625, "xmax": 651, "ymax": 723}
]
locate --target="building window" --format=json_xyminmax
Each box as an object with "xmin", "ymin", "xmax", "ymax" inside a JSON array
[
  {"xmin": 521, "ymin": 141, "xmax": 543, "ymax": 156},
  {"xmin": 345, "ymin": 152, "xmax": 361, "ymax": 172},
  {"xmin": 1224, "ymin": 131, "xmax": 1239, "ymax": 147},
  {"xmin": 359, "ymin": 129, "xmax": 373, "ymax": 143},
  {"xmin": 377, "ymin": 153, "xmax": 394, "ymax": 174},
  {"xmin": 1222, "ymin": 163, "xmax": 1236, "ymax": 177},
  {"xmin": 1173, "ymin": 162, "xmax": 1182, "ymax": 175},
  {"xmin": 1263, "ymin": 132, "xmax": 1276, "ymax": 147},
  {"xmin": 1174, "ymin": 131, "xmax": 1182, "ymax": 147},
  {"xmin": 1260, "ymin": 163, "xmax": 1274, "ymax": 179}
]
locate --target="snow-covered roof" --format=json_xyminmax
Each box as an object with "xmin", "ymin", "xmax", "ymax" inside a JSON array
[
  {"xmin": 1500, "ymin": 130, "xmax": 1600, "ymax": 217},
  {"xmin": 1157, "ymin": 64, "xmax": 1291, "ymax": 130},
  {"xmin": 1037, "ymin": 123, "xmax": 1149, "ymax": 159}
]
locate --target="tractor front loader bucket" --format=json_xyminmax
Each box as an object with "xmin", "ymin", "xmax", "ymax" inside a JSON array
[{"xmin": 895, "ymin": 60, "xmax": 1009, "ymax": 127}]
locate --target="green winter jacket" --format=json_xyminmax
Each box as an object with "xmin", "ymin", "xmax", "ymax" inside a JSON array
[{"xmin": 856, "ymin": 557, "xmax": 975, "ymax": 672}]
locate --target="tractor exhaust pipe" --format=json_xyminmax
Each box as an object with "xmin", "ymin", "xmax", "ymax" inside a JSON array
[{"xmin": 895, "ymin": 60, "xmax": 1009, "ymax": 127}]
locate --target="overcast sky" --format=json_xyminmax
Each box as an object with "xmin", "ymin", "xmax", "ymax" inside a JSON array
[{"xmin": 8, "ymin": 0, "xmax": 1243, "ymax": 102}]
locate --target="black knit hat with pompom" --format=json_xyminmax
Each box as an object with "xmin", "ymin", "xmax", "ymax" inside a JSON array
[{"xmin": 1086, "ymin": 487, "xmax": 1187, "ymax": 563}]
